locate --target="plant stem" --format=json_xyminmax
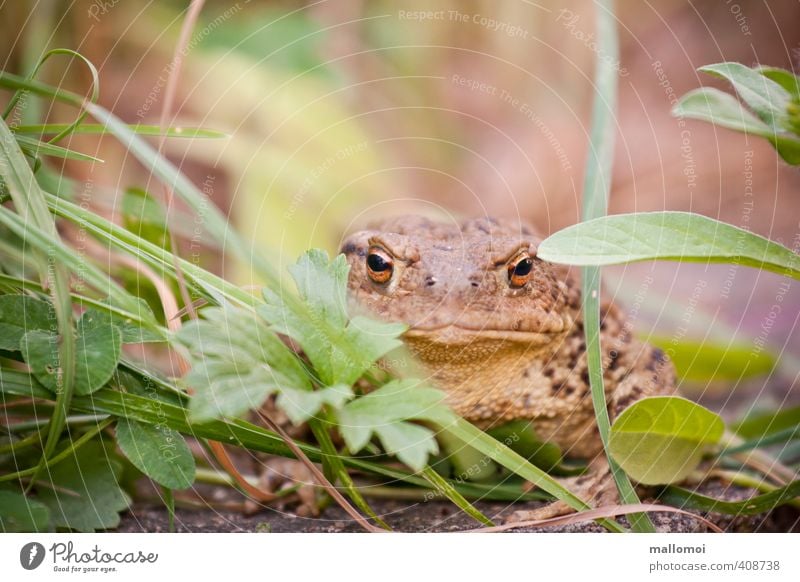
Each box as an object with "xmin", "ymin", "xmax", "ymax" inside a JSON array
[{"xmin": 580, "ymin": 0, "xmax": 654, "ymax": 533}]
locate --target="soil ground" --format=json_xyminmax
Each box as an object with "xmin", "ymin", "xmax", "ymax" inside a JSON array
[{"xmin": 117, "ymin": 487, "xmax": 799, "ymax": 533}]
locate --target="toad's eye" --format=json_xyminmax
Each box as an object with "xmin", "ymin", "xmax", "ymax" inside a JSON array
[
  {"xmin": 507, "ymin": 254, "xmax": 533, "ymax": 288},
  {"xmin": 366, "ymin": 247, "xmax": 394, "ymax": 284}
]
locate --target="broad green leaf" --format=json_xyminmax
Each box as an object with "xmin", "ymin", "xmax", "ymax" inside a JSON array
[
  {"xmin": 0, "ymin": 490, "xmax": 50, "ymax": 532},
  {"xmin": 537, "ymin": 211, "xmax": 800, "ymax": 279},
  {"xmin": 757, "ymin": 67, "xmax": 800, "ymax": 99},
  {"xmin": 175, "ymin": 306, "xmax": 312, "ymax": 422},
  {"xmin": 36, "ymin": 441, "xmax": 131, "ymax": 532},
  {"xmin": 337, "ymin": 379, "xmax": 453, "ymax": 471},
  {"xmin": 699, "ymin": 62, "xmax": 792, "ymax": 132},
  {"xmin": 608, "ymin": 396, "xmax": 724, "ymax": 485},
  {"xmin": 648, "ymin": 336, "xmax": 775, "ymax": 383},
  {"xmin": 116, "ymin": 417, "xmax": 195, "ymax": 490},
  {"xmin": 0, "ymin": 294, "xmax": 55, "ymax": 351},
  {"xmin": 673, "ymin": 88, "xmax": 800, "ymax": 164},
  {"xmin": 21, "ymin": 310, "xmax": 122, "ymax": 395}
]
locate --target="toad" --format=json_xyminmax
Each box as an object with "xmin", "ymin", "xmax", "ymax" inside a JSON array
[{"xmin": 341, "ymin": 215, "xmax": 676, "ymax": 519}]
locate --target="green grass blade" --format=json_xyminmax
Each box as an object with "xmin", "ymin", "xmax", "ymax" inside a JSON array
[
  {"xmin": 441, "ymin": 417, "xmax": 626, "ymax": 532},
  {"xmin": 12, "ymin": 123, "xmax": 226, "ymax": 139},
  {"xmin": 660, "ymin": 481, "xmax": 800, "ymax": 515},
  {"xmin": 15, "ymin": 134, "xmax": 103, "ymax": 162},
  {"xmin": 0, "ymin": 369, "xmax": 543, "ymax": 503},
  {"xmin": 40, "ymin": 190, "xmax": 252, "ymax": 308},
  {"xmin": 0, "ymin": 71, "xmax": 85, "ymax": 107},
  {"xmin": 0, "ymin": 273, "xmax": 166, "ymax": 340},
  {"xmin": 419, "ymin": 465, "xmax": 494, "ymax": 526},
  {"xmin": 0, "ymin": 117, "xmax": 77, "ymax": 486},
  {"xmin": 578, "ymin": 0, "xmax": 653, "ymax": 532},
  {"xmin": 0, "ymin": 205, "xmax": 142, "ymax": 314},
  {"xmin": 84, "ymin": 102, "xmax": 286, "ymax": 294},
  {"xmin": 309, "ymin": 417, "xmax": 390, "ymax": 530}
]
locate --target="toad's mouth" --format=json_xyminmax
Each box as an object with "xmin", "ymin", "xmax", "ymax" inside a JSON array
[{"xmin": 403, "ymin": 323, "xmax": 562, "ymax": 345}]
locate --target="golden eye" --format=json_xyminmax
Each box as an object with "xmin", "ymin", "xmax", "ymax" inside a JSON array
[
  {"xmin": 507, "ymin": 253, "xmax": 533, "ymax": 288},
  {"xmin": 366, "ymin": 246, "xmax": 394, "ymax": 284}
]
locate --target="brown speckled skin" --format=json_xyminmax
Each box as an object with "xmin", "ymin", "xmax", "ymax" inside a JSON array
[{"xmin": 341, "ymin": 216, "xmax": 676, "ymax": 460}]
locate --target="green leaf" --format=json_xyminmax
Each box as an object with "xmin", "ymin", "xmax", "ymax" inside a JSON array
[
  {"xmin": 277, "ymin": 384, "xmax": 353, "ymax": 425},
  {"xmin": 21, "ymin": 309, "xmax": 122, "ymax": 395},
  {"xmin": 440, "ymin": 416, "xmax": 625, "ymax": 531},
  {"xmin": 486, "ymin": 420, "xmax": 563, "ymax": 471},
  {"xmin": 673, "ymin": 88, "xmax": 800, "ymax": 164},
  {"xmin": 648, "ymin": 336, "xmax": 775, "ymax": 383},
  {"xmin": 660, "ymin": 480, "xmax": 800, "ymax": 516},
  {"xmin": 14, "ymin": 134, "xmax": 103, "ymax": 163},
  {"xmin": 121, "ymin": 187, "xmax": 170, "ymax": 251},
  {"xmin": 288, "ymin": 249, "xmax": 349, "ymax": 328},
  {"xmin": 337, "ymin": 379, "xmax": 452, "ymax": 471},
  {"xmin": 757, "ymin": 66, "xmax": 800, "ymax": 99},
  {"xmin": 537, "ymin": 211, "xmax": 800, "ymax": 279},
  {"xmin": 36, "ymin": 441, "xmax": 131, "ymax": 532},
  {"xmin": 260, "ymin": 252, "xmax": 406, "ymax": 386},
  {"xmin": 608, "ymin": 396, "xmax": 724, "ymax": 485},
  {"xmin": 0, "ymin": 369, "xmax": 550, "ymax": 503},
  {"xmin": 699, "ymin": 62, "xmax": 792, "ymax": 132},
  {"xmin": 116, "ymin": 417, "xmax": 195, "ymax": 490},
  {"xmin": 81, "ymin": 301, "xmax": 164, "ymax": 344},
  {"xmin": 0, "ymin": 490, "xmax": 50, "ymax": 532},
  {"xmin": 11, "ymin": 123, "xmax": 226, "ymax": 139},
  {"xmin": 734, "ymin": 405, "xmax": 800, "ymax": 440},
  {"xmin": 0, "ymin": 294, "xmax": 55, "ymax": 351},
  {"xmin": 175, "ymin": 306, "xmax": 312, "ymax": 422}
]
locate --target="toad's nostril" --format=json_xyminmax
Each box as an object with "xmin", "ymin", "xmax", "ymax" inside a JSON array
[
  {"xmin": 425, "ymin": 275, "xmax": 437, "ymax": 286},
  {"xmin": 470, "ymin": 281, "xmax": 479, "ymax": 288}
]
